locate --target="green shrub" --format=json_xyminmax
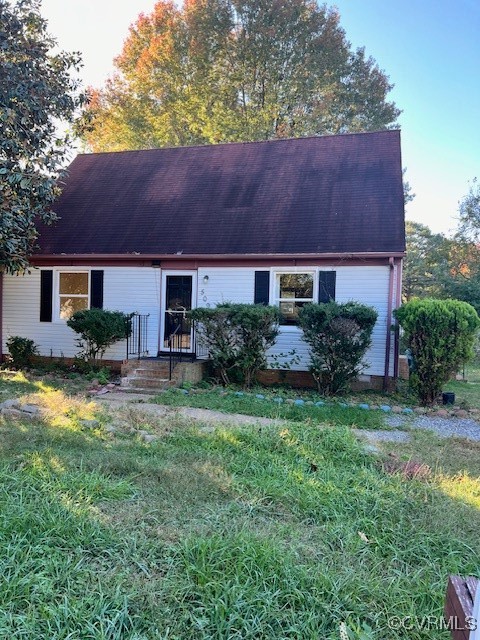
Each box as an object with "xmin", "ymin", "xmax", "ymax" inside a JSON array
[
  {"xmin": 67, "ymin": 309, "xmax": 132, "ymax": 365},
  {"xmin": 6, "ymin": 336, "xmax": 39, "ymax": 368},
  {"xmin": 84, "ymin": 367, "xmax": 111, "ymax": 385},
  {"xmin": 190, "ymin": 306, "xmax": 235, "ymax": 385},
  {"xmin": 394, "ymin": 298, "xmax": 480, "ymax": 405},
  {"xmin": 191, "ymin": 303, "xmax": 280, "ymax": 387},
  {"xmin": 298, "ymin": 301, "xmax": 378, "ymax": 395}
]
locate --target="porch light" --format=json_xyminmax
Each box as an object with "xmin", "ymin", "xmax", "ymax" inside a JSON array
[
  {"xmin": 203, "ymin": 275, "xmax": 209, "ymax": 284},
  {"xmin": 152, "ymin": 260, "xmax": 161, "ymax": 268}
]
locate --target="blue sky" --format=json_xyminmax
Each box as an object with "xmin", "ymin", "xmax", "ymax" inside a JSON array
[
  {"xmin": 42, "ymin": 0, "xmax": 479, "ymax": 235},
  {"xmin": 332, "ymin": 0, "xmax": 480, "ymax": 234}
]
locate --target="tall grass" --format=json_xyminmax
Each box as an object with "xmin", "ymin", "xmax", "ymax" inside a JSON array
[{"xmin": 0, "ymin": 409, "xmax": 478, "ymax": 638}]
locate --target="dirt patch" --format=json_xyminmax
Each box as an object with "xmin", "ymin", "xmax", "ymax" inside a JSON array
[{"xmin": 96, "ymin": 394, "xmax": 284, "ymax": 429}]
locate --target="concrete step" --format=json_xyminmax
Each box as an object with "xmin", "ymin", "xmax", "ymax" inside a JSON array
[
  {"xmin": 127, "ymin": 358, "xmax": 169, "ymax": 366},
  {"xmin": 121, "ymin": 357, "xmax": 204, "ymax": 392},
  {"xmin": 114, "ymin": 387, "xmax": 162, "ymax": 396},
  {"xmin": 131, "ymin": 368, "xmax": 171, "ymax": 378},
  {"xmin": 122, "ymin": 360, "xmax": 173, "ymax": 378},
  {"xmin": 124, "ymin": 377, "xmax": 174, "ymax": 389}
]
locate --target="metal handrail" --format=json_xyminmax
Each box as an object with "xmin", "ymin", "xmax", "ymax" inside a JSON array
[
  {"xmin": 168, "ymin": 320, "xmax": 184, "ymax": 379},
  {"xmin": 126, "ymin": 313, "xmax": 149, "ymax": 360},
  {"xmin": 167, "ymin": 316, "xmax": 210, "ymax": 380}
]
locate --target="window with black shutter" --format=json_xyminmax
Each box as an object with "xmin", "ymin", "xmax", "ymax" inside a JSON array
[
  {"xmin": 318, "ymin": 271, "xmax": 336, "ymax": 303},
  {"xmin": 254, "ymin": 271, "xmax": 270, "ymax": 305},
  {"xmin": 40, "ymin": 270, "xmax": 53, "ymax": 322}
]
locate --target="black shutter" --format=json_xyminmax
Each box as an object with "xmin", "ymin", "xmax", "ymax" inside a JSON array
[
  {"xmin": 254, "ymin": 271, "xmax": 270, "ymax": 305},
  {"xmin": 318, "ymin": 271, "xmax": 336, "ymax": 303},
  {"xmin": 40, "ymin": 270, "xmax": 53, "ymax": 322},
  {"xmin": 90, "ymin": 270, "xmax": 104, "ymax": 309}
]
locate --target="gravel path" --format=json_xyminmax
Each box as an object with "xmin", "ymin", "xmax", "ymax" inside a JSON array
[
  {"xmin": 356, "ymin": 429, "xmax": 411, "ymax": 443},
  {"xmin": 385, "ymin": 414, "xmax": 480, "ymax": 441}
]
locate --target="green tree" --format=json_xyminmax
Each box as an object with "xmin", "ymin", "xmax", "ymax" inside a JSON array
[
  {"xmin": 458, "ymin": 178, "xmax": 480, "ymax": 243},
  {"xmin": 438, "ymin": 239, "xmax": 480, "ymax": 315},
  {"xmin": 395, "ymin": 299, "xmax": 480, "ymax": 405},
  {"xmin": 83, "ymin": 0, "xmax": 400, "ymax": 152},
  {"xmin": 445, "ymin": 180, "xmax": 480, "ymax": 313},
  {"xmin": 403, "ymin": 222, "xmax": 480, "ymax": 314},
  {"xmin": 0, "ymin": 0, "xmax": 85, "ymax": 274},
  {"xmin": 402, "ymin": 221, "xmax": 448, "ymax": 301},
  {"xmin": 402, "ymin": 168, "xmax": 415, "ymax": 206}
]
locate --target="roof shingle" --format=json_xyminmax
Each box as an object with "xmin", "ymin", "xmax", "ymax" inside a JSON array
[{"xmin": 37, "ymin": 130, "xmax": 405, "ymax": 256}]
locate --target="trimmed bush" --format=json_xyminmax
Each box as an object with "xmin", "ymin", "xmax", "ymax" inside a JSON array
[
  {"xmin": 67, "ymin": 309, "xmax": 132, "ymax": 365},
  {"xmin": 6, "ymin": 336, "xmax": 39, "ymax": 368},
  {"xmin": 299, "ymin": 301, "xmax": 378, "ymax": 395},
  {"xmin": 394, "ymin": 298, "xmax": 480, "ymax": 405},
  {"xmin": 191, "ymin": 303, "xmax": 280, "ymax": 387}
]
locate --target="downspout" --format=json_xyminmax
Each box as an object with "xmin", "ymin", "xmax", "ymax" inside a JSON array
[
  {"xmin": 393, "ymin": 258, "xmax": 403, "ymax": 380},
  {"xmin": 383, "ymin": 257, "xmax": 395, "ymax": 392},
  {"xmin": 0, "ymin": 271, "xmax": 3, "ymax": 363}
]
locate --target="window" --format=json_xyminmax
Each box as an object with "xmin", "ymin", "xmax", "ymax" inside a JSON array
[
  {"xmin": 58, "ymin": 272, "xmax": 89, "ymax": 320},
  {"xmin": 274, "ymin": 272, "xmax": 314, "ymax": 325}
]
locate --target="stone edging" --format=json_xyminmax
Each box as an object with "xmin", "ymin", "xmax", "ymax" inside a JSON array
[{"xmin": 169, "ymin": 388, "xmax": 479, "ymax": 419}]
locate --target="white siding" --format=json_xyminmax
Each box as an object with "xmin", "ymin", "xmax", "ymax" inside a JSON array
[
  {"xmin": 2, "ymin": 263, "xmax": 395, "ymax": 376},
  {"xmin": 2, "ymin": 267, "xmax": 161, "ymax": 360},
  {"xmin": 196, "ymin": 268, "xmax": 255, "ymax": 306},
  {"xmin": 196, "ymin": 265, "xmax": 393, "ymax": 377},
  {"xmin": 338, "ymin": 265, "xmax": 392, "ymax": 377}
]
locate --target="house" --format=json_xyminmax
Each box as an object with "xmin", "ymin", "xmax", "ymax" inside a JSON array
[{"xmin": 0, "ymin": 130, "xmax": 405, "ymax": 389}]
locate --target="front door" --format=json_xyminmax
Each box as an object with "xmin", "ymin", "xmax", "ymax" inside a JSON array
[{"xmin": 160, "ymin": 272, "xmax": 195, "ymax": 353}]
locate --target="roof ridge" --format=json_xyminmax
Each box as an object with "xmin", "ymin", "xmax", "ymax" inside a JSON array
[{"xmin": 77, "ymin": 129, "xmax": 401, "ymax": 157}]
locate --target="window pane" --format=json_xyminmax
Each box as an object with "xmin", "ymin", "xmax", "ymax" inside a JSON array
[
  {"xmin": 279, "ymin": 301, "xmax": 310, "ymax": 325},
  {"xmin": 59, "ymin": 296, "xmax": 88, "ymax": 320},
  {"xmin": 59, "ymin": 272, "xmax": 88, "ymax": 295},
  {"xmin": 279, "ymin": 273, "xmax": 313, "ymax": 299}
]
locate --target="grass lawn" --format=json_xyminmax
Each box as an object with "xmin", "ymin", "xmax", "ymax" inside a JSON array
[
  {"xmin": 152, "ymin": 361, "xmax": 480, "ymax": 418},
  {"xmin": 0, "ymin": 368, "xmax": 93, "ymax": 399},
  {"xmin": 444, "ymin": 363, "xmax": 480, "ymax": 409},
  {"xmin": 153, "ymin": 387, "xmax": 386, "ymax": 430},
  {"xmin": 0, "ymin": 372, "xmax": 479, "ymax": 639},
  {"xmin": 383, "ymin": 430, "xmax": 480, "ymax": 478}
]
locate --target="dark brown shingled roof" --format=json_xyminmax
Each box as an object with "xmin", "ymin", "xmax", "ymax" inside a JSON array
[{"xmin": 37, "ymin": 130, "xmax": 405, "ymax": 256}]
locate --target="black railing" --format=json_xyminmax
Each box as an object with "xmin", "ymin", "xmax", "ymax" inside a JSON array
[
  {"xmin": 168, "ymin": 321, "xmax": 185, "ymax": 380},
  {"xmin": 194, "ymin": 326, "xmax": 209, "ymax": 360},
  {"xmin": 167, "ymin": 317, "xmax": 209, "ymax": 380},
  {"xmin": 126, "ymin": 313, "xmax": 149, "ymax": 360}
]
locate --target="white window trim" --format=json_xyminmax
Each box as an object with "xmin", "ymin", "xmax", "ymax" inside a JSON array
[
  {"xmin": 271, "ymin": 270, "xmax": 317, "ymax": 328},
  {"xmin": 54, "ymin": 269, "xmax": 91, "ymax": 322}
]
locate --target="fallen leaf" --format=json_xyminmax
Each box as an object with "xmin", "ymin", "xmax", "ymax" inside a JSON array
[{"xmin": 358, "ymin": 531, "xmax": 370, "ymax": 543}]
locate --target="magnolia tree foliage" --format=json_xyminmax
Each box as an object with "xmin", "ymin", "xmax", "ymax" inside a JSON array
[
  {"xmin": 298, "ymin": 301, "xmax": 378, "ymax": 395},
  {"xmin": 82, "ymin": 0, "xmax": 400, "ymax": 151},
  {"xmin": 394, "ymin": 298, "xmax": 480, "ymax": 405},
  {"xmin": 0, "ymin": 0, "xmax": 85, "ymax": 274},
  {"xmin": 190, "ymin": 303, "xmax": 280, "ymax": 387}
]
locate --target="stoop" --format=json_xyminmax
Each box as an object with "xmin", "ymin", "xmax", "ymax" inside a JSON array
[{"xmin": 121, "ymin": 358, "xmax": 207, "ymax": 392}]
